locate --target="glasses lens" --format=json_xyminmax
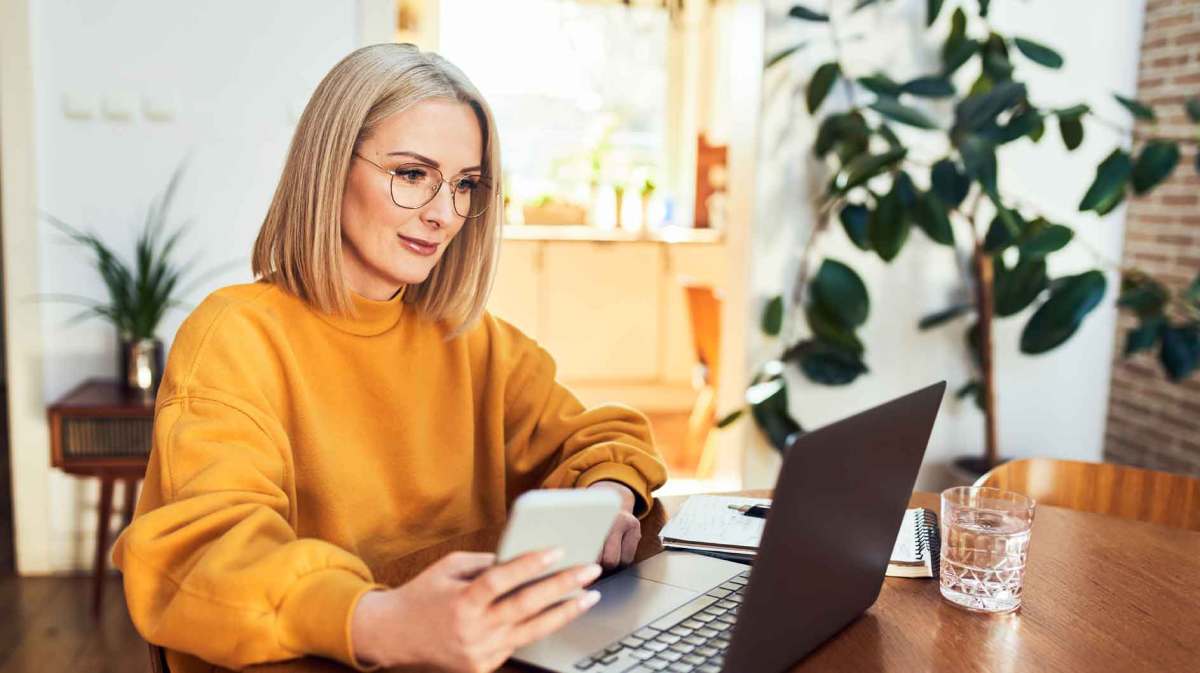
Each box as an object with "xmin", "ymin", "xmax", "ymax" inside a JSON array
[
  {"xmin": 452, "ymin": 176, "xmax": 490, "ymax": 218},
  {"xmin": 389, "ymin": 165, "xmax": 440, "ymax": 209}
]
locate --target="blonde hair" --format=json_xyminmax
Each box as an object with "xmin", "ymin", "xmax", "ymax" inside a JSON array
[{"xmin": 252, "ymin": 43, "xmax": 502, "ymax": 335}]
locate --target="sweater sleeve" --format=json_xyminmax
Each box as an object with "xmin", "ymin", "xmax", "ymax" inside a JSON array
[
  {"xmin": 112, "ymin": 388, "xmax": 382, "ymax": 671},
  {"xmin": 498, "ymin": 321, "xmax": 668, "ymax": 519}
]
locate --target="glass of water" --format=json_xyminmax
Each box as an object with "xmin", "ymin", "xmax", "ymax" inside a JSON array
[{"xmin": 939, "ymin": 486, "xmax": 1036, "ymax": 613}]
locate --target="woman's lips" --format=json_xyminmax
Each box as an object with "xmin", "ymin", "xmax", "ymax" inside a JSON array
[{"xmin": 398, "ymin": 234, "xmax": 438, "ymax": 257}]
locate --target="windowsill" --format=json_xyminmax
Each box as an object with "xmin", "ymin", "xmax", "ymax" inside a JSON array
[{"xmin": 502, "ymin": 224, "xmax": 724, "ymax": 244}]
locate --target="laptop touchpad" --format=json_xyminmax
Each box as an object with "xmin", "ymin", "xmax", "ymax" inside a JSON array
[{"xmin": 633, "ymin": 551, "xmax": 746, "ymax": 591}]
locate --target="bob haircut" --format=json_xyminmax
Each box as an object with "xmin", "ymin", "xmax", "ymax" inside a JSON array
[{"xmin": 252, "ymin": 43, "xmax": 502, "ymax": 336}]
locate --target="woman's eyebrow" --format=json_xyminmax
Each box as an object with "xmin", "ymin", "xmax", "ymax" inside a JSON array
[{"xmin": 386, "ymin": 150, "xmax": 482, "ymax": 173}]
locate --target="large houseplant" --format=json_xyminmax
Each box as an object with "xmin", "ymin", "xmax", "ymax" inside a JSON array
[
  {"xmin": 722, "ymin": 0, "xmax": 1200, "ymax": 476},
  {"xmin": 45, "ymin": 165, "xmax": 223, "ymax": 400}
]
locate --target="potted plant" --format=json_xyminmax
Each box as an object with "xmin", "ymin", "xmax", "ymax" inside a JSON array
[
  {"xmin": 44, "ymin": 165, "xmax": 227, "ymax": 402},
  {"xmin": 720, "ymin": 0, "xmax": 1200, "ymax": 479}
]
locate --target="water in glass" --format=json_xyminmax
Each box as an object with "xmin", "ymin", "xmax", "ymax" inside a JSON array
[{"xmin": 940, "ymin": 486, "xmax": 1035, "ymax": 613}]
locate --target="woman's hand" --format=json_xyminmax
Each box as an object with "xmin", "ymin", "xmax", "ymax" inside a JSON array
[
  {"xmin": 587, "ymin": 481, "xmax": 642, "ymax": 568},
  {"xmin": 351, "ymin": 549, "xmax": 601, "ymax": 672}
]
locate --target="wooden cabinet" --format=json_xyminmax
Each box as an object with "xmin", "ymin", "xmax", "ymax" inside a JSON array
[{"xmin": 487, "ymin": 236, "xmax": 727, "ymax": 410}]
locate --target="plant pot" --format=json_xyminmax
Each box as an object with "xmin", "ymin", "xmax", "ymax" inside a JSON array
[
  {"xmin": 947, "ymin": 455, "xmax": 1010, "ymax": 486},
  {"xmin": 119, "ymin": 337, "xmax": 164, "ymax": 403}
]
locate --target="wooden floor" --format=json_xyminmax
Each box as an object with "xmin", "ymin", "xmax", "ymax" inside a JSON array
[{"xmin": 0, "ymin": 574, "xmax": 148, "ymax": 673}]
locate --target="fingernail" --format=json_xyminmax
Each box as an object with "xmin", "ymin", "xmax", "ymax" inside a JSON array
[
  {"xmin": 542, "ymin": 548, "xmax": 564, "ymax": 565},
  {"xmin": 576, "ymin": 563, "xmax": 602, "ymax": 583},
  {"xmin": 578, "ymin": 590, "xmax": 601, "ymax": 609}
]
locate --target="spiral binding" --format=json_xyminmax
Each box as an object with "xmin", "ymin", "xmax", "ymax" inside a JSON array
[{"xmin": 914, "ymin": 509, "xmax": 941, "ymax": 578}]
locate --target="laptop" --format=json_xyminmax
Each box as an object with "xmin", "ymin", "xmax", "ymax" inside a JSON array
[{"xmin": 511, "ymin": 381, "xmax": 946, "ymax": 673}]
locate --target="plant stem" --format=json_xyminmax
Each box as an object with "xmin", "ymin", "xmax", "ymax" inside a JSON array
[
  {"xmin": 972, "ymin": 242, "xmax": 1000, "ymax": 469},
  {"xmin": 1087, "ymin": 111, "xmax": 1200, "ymax": 144}
]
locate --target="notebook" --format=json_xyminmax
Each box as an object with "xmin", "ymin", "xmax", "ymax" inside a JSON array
[{"xmin": 660, "ymin": 496, "xmax": 940, "ymax": 578}]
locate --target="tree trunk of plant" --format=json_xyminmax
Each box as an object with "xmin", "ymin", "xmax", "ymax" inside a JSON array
[{"xmin": 973, "ymin": 245, "xmax": 1000, "ymax": 470}]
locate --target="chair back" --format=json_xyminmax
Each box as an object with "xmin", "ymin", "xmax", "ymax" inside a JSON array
[
  {"xmin": 682, "ymin": 284, "xmax": 722, "ymax": 385},
  {"xmin": 976, "ymin": 458, "xmax": 1200, "ymax": 531}
]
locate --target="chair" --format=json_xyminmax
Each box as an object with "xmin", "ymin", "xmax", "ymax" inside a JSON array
[
  {"xmin": 681, "ymin": 283, "xmax": 722, "ymax": 479},
  {"xmin": 975, "ymin": 458, "xmax": 1200, "ymax": 531}
]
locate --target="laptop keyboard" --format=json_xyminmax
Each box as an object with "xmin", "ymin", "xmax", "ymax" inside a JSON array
[{"xmin": 572, "ymin": 569, "xmax": 750, "ymax": 673}]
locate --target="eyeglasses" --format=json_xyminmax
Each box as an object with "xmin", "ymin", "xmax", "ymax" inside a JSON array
[{"xmin": 353, "ymin": 153, "xmax": 490, "ymax": 219}]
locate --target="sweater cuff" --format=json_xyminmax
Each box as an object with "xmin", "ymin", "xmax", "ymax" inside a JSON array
[
  {"xmin": 277, "ymin": 568, "xmax": 385, "ymax": 671},
  {"xmin": 576, "ymin": 462, "xmax": 654, "ymax": 520}
]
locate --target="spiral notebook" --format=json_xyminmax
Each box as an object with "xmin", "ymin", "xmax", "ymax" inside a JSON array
[{"xmin": 660, "ymin": 496, "xmax": 940, "ymax": 578}]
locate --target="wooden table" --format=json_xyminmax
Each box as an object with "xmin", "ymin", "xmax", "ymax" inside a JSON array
[
  {"xmin": 47, "ymin": 378, "xmax": 154, "ymax": 616},
  {"xmin": 245, "ymin": 489, "xmax": 1200, "ymax": 673}
]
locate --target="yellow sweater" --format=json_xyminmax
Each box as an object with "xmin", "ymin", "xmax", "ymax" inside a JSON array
[{"xmin": 113, "ymin": 282, "xmax": 667, "ymax": 672}]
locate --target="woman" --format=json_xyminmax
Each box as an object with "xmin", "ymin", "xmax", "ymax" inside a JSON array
[{"xmin": 113, "ymin": 44, "xmax": 667, "ymax": 673}]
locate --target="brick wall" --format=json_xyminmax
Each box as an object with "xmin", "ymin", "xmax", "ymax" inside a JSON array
[{"xmin": 1104, "ymin": 0, "xmax": 1200, "ymax": 476}]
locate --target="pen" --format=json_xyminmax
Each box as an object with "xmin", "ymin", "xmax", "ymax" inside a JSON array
[{"xmin": 728, "ymin": 504, "xmax": 770, "ymax": 519}]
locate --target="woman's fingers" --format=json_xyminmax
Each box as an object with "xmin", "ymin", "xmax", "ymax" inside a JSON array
[
  {"xmin": 507, "ymin": 587, "xmax": 602, "ymax": 648},
  {"xmin": 619, "ymin": 517, "xmax": 641, "ymax": 565},
  {"xmin": 490, "ymin": 563, "xmax": 602, "ymax": 625},
  {"xmin": 435, "ymin": 551, "xmax": 497, "ymax": 580},
  {"xmin": 465, "ymin": 548, "xmax": 561, "ymax": 605}
]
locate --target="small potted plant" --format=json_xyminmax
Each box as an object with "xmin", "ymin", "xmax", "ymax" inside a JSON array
[{"xmin": 44, "ymin": 165, "xmax": 226, "ymax": 401}]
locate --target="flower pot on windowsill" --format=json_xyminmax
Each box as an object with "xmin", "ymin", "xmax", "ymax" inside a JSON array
[{"xmin": 119, "ymin": 336, "xmax": 164, "ymax": 403}]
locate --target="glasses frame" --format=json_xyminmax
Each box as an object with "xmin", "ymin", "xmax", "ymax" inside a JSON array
[{"xmin": 353, "ymin": 152, "xmax": 490, "ymax": 219}]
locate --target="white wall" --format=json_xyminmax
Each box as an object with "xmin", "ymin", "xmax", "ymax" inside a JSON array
[
  {"xmin": 14, "ymin": 0, "xmax": 375, "ymax": 573},
  {"xmin": 745, "ymin": 0, "xmax": 1146, "ymax": 489}
]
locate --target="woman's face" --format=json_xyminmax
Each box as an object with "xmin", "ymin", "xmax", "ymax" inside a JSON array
[{"xmin": 341, "ymin": 98, "xmax": 484, "ymax": 299}]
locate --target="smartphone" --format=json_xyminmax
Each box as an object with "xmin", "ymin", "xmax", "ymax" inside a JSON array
[{"xmin": 495, "ymin": 488, "xmax": 622, "ymax": 596}]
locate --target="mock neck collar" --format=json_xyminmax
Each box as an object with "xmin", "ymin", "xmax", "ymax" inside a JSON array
[{"xmin": 317, "ymin": 286, "xmax": 407, "ymax": 336}]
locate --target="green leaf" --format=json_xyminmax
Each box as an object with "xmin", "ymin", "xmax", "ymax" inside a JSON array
[
  {"xmin": 1160, "ymin": 325, "xmax": 1200, "ymax": 381},
  {"xmin": 989, "ymin": 109, "xmax": 1044, "ymax": 145},
  {"xmin": 815, "ymin": 112, "xmax": 869, "ymax": 159},
  {"xmin": 960, "ymin": 136, "xmax": 998, "ymax": 195},
  {"xmin": 857, "ymin": 73, "xmax": 903, "ymax": 98},
  {"xmin": 839, "ymin": 204, "xmax": 872, "ymax": 251},
  {"xmin": 978, "ymin": 0, "xmax": 991, "ymax": 17},
  {"xmin": 1114, "ymin": 94, "xmax": 1156, "ymax": 122},
  {"xmin": 807, "ymin": 62, "xmax": 841, "ymax": 114},
  {"xmin": 913, "ymin": 192, "xmax": 955, "ymax": 245},
  {"xmin": 788, "ymin": 339, "xmax": 869, "ymax": 386},
  {"xmin": 853, "ymin": 0, "xmax": 881, "ymax": 10},
  {"xmin": 1079, "ymin": 148, "xmax": 1132, "ymax": 215},
  {"xmin": 927, "ymin": 0, "xmax": 945, "ymax": 26},
  {"xmin": 1132, "ymin": 140, "xmax": 1181, "ymax": 194},
  {"xmin": 1118, "ymin": 273, "xmax": 1169, "ymax": 318},
  {"xmin": 1124, "ymin": 317, "xmax": 1164, "ymax": 356},
  {"xmin": 919, "ymin": 303, "xmax": 972, "ymax": 330},
  {"xmin": 1187, "ymin": 272, "xmax": 1200, "ymax": 306},
  {"xmin": 806, "ymin": 301, "xmax": 865, "ymax": 354},
  {"xmin": 762, "ymin": 295, "xmax": 784, "ymax": 336},
  {"xmin": 870, "ymin": 96, "xmax": 939, "ymax": 129},
  {"xmin": 1019, "ymin": 221, "xmax": 1074, "ymax": 259},
  {"xmin": 982, "ymin": 34, "xmax": 1014, "ymax": 82},
  {"xmin": 869, "ymin": 186, "xmax": 910, "ymax": 261},
  {"xmin": 765, "ymin": 43, "xmax": 808, "ymax": 69},
  {"xmin": 901, "ymin": 76, "xmax": 956, "ymax": 98},
  {"xmin": 812, "ymin": 259, "xmax": 870, "ymax": 328},
  {"xmin": 1055, "ymin": 104, "xmax": 1090, "ymax": 120},
  {"xmin": 1013, "ymin": 37, "xmax": 1063, "ymax": 69},
  {"xmin": 955, "ymin": 379, "xmax": 984, "ymax": 411},
  {"xmin": 746, "ymin": 377, "xmax": 803, "ymax": 451},
  {"xmin": 1186, "ymin": 97, "xmax": 1200, "ymax": 124},
  {"xmin": 931, "ymin": 158, "xmax": 970, "ymax": 208},
  {"xmin": 994, "ymin": 257, "xmax": 1048, "ymax": 317},
  {"xmin": 954, "ymin": 81, "xmax": 1027, "ymax": 135},
  {"xmin": 834, "ymin": 147, "xmax": 908, "ymax": 193},
  {"xmin": 1020, "ymin": 270, "xmax": 1108, "ymax": 354},
  {"xmin": 983, "ymin": 211, "xmax": 1020, "ymax": 253},
  {"xmin": 943, "ymin": 38, "xmax": 979, "ymax": 77},
  {"xmin": 788, "ymin": 5, "xmax": 829, "ymax": 21},
  {"xmin": 1059, "ymin": 115, "xmax": 1084, "ymax": 151},
  {"xmin": 942, "ymin": 8, "xmax": 969, "ymax": 72}
]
